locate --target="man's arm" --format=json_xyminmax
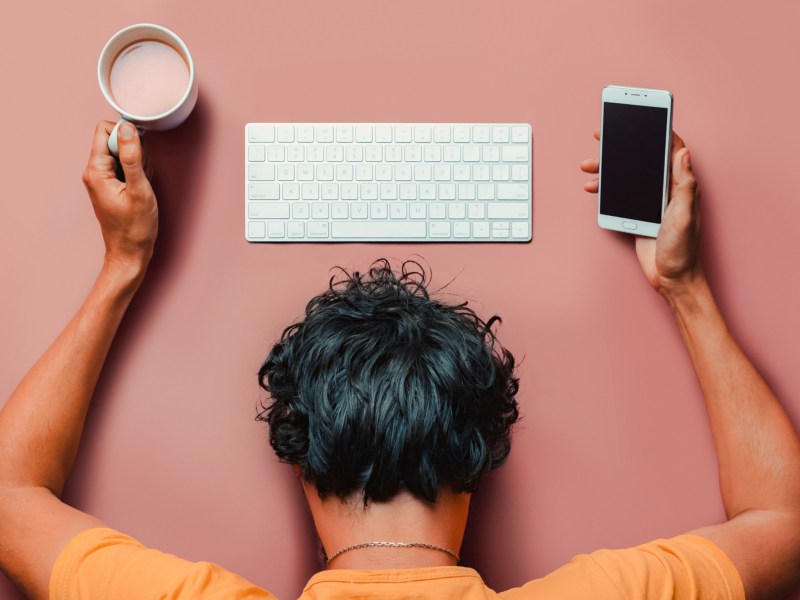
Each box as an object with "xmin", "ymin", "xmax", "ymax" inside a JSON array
[
  {"xmin": 582, "ymin": 132, "xmax": 800, "ymax": 600},
  {"xmin": 0, "ymin": 121, "xmax": 157, "ymax": 599}
]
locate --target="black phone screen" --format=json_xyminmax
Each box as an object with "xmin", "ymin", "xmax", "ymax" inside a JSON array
[{"xmin": 600, "ymin": 102, "xmax": 669, "ymax": 224}]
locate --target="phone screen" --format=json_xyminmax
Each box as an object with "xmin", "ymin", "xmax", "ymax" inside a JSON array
[{"xmin": 600, "ymin": 102, "xmax": 670, "ymax": 224}]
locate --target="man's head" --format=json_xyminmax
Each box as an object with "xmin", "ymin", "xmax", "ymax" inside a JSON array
[{"xmin": 258, "ymin": 260, "xmax": 519, "ymax": 504}]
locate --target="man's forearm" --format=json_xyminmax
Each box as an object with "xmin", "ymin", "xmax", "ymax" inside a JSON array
[
  {"xmin": 666, "ymin": 275, "xmax": 800, "ymax": 518},
  {"xmin": 0, "ymin": 259, "xmax": 145, "ymax": 495}
]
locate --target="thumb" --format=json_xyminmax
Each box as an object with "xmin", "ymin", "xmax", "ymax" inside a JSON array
[
  {"xmin": 117, "ymin": 123, "xmax": 148, "ymax": 190},
  {"xmin": 670, "ymin": 147, "xmax": 698, "ymax": 210}
]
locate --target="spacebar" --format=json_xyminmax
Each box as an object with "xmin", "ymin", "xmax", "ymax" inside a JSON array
[{"xmin": 331, "ymin": 221, "xmax": 427, "ymax": 238}]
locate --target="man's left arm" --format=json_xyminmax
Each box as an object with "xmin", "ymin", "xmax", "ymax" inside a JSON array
[{"xmin": 0, "ymin": 121, "xmax": 157, "ymax": 599}]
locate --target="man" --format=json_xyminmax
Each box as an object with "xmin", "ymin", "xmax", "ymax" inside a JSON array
[{"xmin": 0, "ymin": 120, "xmax": 798, "ymax": 599}]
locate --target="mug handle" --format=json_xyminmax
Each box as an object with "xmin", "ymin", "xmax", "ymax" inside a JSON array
[{"xmin": 107, "ymin": 119, "xmax": 145, "ymax": 156}]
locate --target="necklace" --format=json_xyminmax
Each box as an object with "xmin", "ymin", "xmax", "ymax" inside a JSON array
[{"xmin": 325, "ymin": 541, "xmax": 460, "ymax": 564}]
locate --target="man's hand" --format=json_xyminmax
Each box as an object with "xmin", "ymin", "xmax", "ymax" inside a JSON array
[
  {"xmin": 580, "ymin": 130, "xmax": 702, "ymax": 298},
  {"xmin": 82, "ymin": 121, "xmax": 158, "ymax": 275}
]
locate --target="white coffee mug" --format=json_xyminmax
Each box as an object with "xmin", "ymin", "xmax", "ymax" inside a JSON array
[{"xmin": 98, "ymin": 23, "xmax": 198, "ymax": 155}]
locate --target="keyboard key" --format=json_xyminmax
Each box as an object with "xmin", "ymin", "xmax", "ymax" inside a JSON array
[
  {"xmin": 463, "ymin": 146, "xmax": 480, "ymax": 162},
  {"xmin": 453, "ymin": 165, "xmax": 470, "ymax": 181},
  {"xmin": 248, "ymin": 221, "xmax": 266, "ymax": 238},
  {"xmin": 360, "ymin": 183, "xmax": 378, "ymax": 200},
  {"xmin": 355, "ymin": 126, "xmax": 373, "ymax": 142},
  {"xmin": 249, "ymin": 183, "xmax": 279, "ymax": 200},
  {"xmin": 433, "ymin": 126, "xmax": 451, "ymax": 142},
  {"xmin": 429, "ymin": 203, "xmax": 446, "ymax": 219},
  {"xmin": 292, "ymin": 202, "xmax": 309, "ymax": 219},
  {"xmin": 380, "ymin": 183, "xmax": 397, "ymax": 200},
  {"xmin": 356, "ymin": 165, "xmax": 373, "ymax": 180},
  {"xmin": 502, "ymin": 146, "xmax": 529, "ymax": 162},
  {"xmin": 453, "ymin": 126, "xmax": 470, "ymax": 142},
  {"xmin": 307, "ymin": 146, "xmax": 324, "ymax": 162},
  {"xmin": 414, "ymin": 126, "xmax": 432, "ymax": 142},
  {"xmin": 390, "ymin": 202, "xmax": 408, "ymax": 219},
  {"xmin": 493, "ymin": 164, "xmax": 510, "ymax": 181},
  {"xmin": 331, "ymin": 203, "xmax": 349, "ymax": 219},
  {"xmin": 473, "ymin": 221, "xmax": 490, "ymax": 238},
  {"xmin": 438, "ymin": 183, "xmax": 456, "ymax": 200},
  {"xmin": 423, "ymin": 145, "xmax": 441, "ymax": 162},
  {"xmin": 297, "ymin": 164, "xmax": 314, "ymax": 181},
  {"xmin": 308, "ymin": 222, "xmax": 329, "ymax": 238},
  {"xmin": 321, "ymin": 183, "xmax": 339, "ymax": 200},
  {"xmin": 410, "ymin": 203, "xmax": 427, "ymax": 219},
  {"xmin": 468, "ymin": 202, "xmax": 485, "ymax": 219},
  {"xmin": 497, "ymin": 184, "xmax": 528, "ymax": 200},
  {"xmin": 331, "ymin": 221, "xmax": 426, "ymax": 238},
  {"xmin": 400, "ymin": 183, "xmax": 417, "ymax": 200},
  {"xmin": 492, "ymin": 126, "xmax": 509, "ymax": 143},
  {"xmin": 453, "ymin": 222, "xmax": 470, "ymax": 238},
  {"xmin": 413, "ymin": 164, "xmax": 432, "ymax": 181},
  {"xmin": 341, "ymin": 183, "xmax": 358, "ymax": 200},
  {"xmin": 267, "ymin": 145, "xmax": 285, "ymax": 162},
  {"xmin": 277, "ymin": 125, "xmax": 294, "ymax": 142},
  {"xmin": 512, "ymin": 221, "xmax": 529, "ymax": 238},
  {"xmin": 483, "ymin": 146, "xmax": 500, "ymax": 162},
  {"xmin": 336, "ymin": 126, "xmax": 353, "ymax": 142},
  {"xmin": 268, "ymin": 221, "xmax": 286, "ymax": 238},
  {"xmin": 512, "ymin": 165, "xmax": 529, "ymax": 181},
  {"xmin": 249, "ymin": 202, "xmax": 290, "ymax": 219},
  {"xmin": 311, "ymin": 202, "xmax": 329, "ymax": 219},
  {"xmin": 511, "ymin": 126, "xmax": 529, "ymax": 143},
  {"xmin": 492, "ymin": 224, "xmax": 510, "ymax": 238},
  {"xmin": 297, "ymin": 126, "xmax": 314, "ymax": 142},
  {"xmin": 366, "ymin": 146, "xmax": 383, "ymax": 161},
  {"xmin": 326, "ymin": 145, "xmax": 344, "ymax": 162},
  {"xmin": 429, "ymin": 222, "xmax": 451, "ymax": 237},
  {"xmin": 419, "ymin": 183, "xmax": 436, "ymax": 200},
  {"xmin": 371, "ymin": 202, "xmax": 388, "ymax": 219},
  {"xmin": 448, "ymin": 202, "xmax": 466, "ymax": 219},
  {"xmin": 316, "ymin": 126, "xmax": 334, "ymax": 143},
  {"xmin": 301, "ymin": 183, "xmax": 319, "ymax": 200},
  {"xmin": 487, "ymin": 202, "xmax": 529, "ymax": 219},
  {"xmin": 282, "ymin": 183, "xmax": 300, "ymax": 200},
  {"xmin": 277, "ymin": 165, "xmax": 294, "ymax": 180},
  {"xmin": 248, "ymin": 125, "xmax": 274, "ymax": 143},
  {"xmin": 472, "ymin": 126, "xmax": 490, "ymax": 143},
  {"xmin": 473, "ymin": 165, "xmax": 490, "ymax": 181},
  {"xmin": 434, "ymin": 165, "xmax": 451, "ymax": 181},
  {"xmin": 287, "ymin": 145, "xmax": 304, "ymax": 162},
  {"xmin": 458, "ymin": 183, "xmax": 475, "ymax": 200},
  {"xmin": 477, "ymin": 184, "xmax": 495, "ymax": 200},
  {"xmin": 395, "ymin": 126, "xmax": 412, "ymax": 142},
  {"xmin": 248, "ymin": 145, "xmax": 265, "ymax": 162},
  {"xmin": 376, "ymin": 165, "xmax": 392, "ymax": 181},
  {"xmin": 248, "ymin": 164, "xmax": 275, "ymax": 181},
  {"xmin": 404, "ymin": 145, "xmax": 422, "ymax": 162},
  {"xmin": 316, "ymin": 165, "xmax": 334, "ymax": 181},
  {"xmin": 443, "ymin": 146, "xmax": 461, "ymax": 162},
  {"xmin": 395, "ymin": 165, "xmax": 412, "ymax": 181},
  {"xmin": 375, "ymin": 126, "xmax": 392, "ymax": 142},
  {"xmin": 346, "ymin": 146, "xmax": 363, "ymax": 161},
  {"xmin": 351, "ymin": 202, "xmax": 369, "ymax": 218},
  {"xmin": 336, "ymin": 164, "xmax": 353, "ymax": 181},
  {"xmin": 288, "ymin": 221, "xmax": 305, "ymax": 237}
]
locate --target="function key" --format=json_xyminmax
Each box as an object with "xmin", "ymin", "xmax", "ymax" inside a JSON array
[
  {"xmin": 276, "ymin": 125, "xmax": 295, "ymax": 142},
  {"xmin": 336, "ymin": 125, "xmax": 353, "ymax": 142},
  {"xmin": 511, "ymin": 126, "xmax": 529, "ymax": 143},
  {"xmin": 414, "ymin": 126, "xmax": 432, "ymax": 142},
  {"xmin": 355, "ymin": 126, "xmax": 373, "ymax": 142},
  {"xmin": 433, "ymin": 125, "xmax": 451, "ymax": 142},
  {"xmin": 472, "ymin": 126, "xmax": 490, "ymax": 143},
  {"xmin": 248, "ymin": 124, "xmax": 275, "ymax": 143},
  {"xmin": 316, "ymin": 125, "xmax": 334, "ymax": 142},
  {"xmin": 492, "ymin": 126, "xmax": 509, "ymax": 143},
  {"xmin": 453, "ymin": 126, "xmax": 470, "ymax": 142},
  {"xmin": 375, "ymin": 126, "xmax": 393, "ymax": 142},
  {"xmin": 395, "ymin": 125, "xmax": 412, "ymax": 142},
  {"xmin": 297, "ymin": 126, "xmax": 314, "ymax": 142}
]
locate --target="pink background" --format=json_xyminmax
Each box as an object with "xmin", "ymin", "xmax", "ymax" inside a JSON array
[{"xmin": 1, "ymin": 1, "xmax": 799, "ymax": 598}]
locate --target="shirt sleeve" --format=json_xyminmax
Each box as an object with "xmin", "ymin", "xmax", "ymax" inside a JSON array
[
  {"xmin": 584, "ymin": 534, "xmax": 745, "ymax": 600},
  {"xmin": 49, "ymin": 527, "xmax": 277, "ymax": 600}
]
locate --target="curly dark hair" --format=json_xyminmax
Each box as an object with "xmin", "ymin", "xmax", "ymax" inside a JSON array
[{"xmin": 257, "ymin": 259, "xmax": 519, "ymax": 504}]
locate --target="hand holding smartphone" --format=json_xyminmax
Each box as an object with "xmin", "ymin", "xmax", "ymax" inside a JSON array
[{"xmin": 597, "ymin": 85, "xmax": 673, "ymax": 237}]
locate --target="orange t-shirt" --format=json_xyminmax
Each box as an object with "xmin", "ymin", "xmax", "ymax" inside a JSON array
[{"xmin": 49, "ymin": 528, "xmax": 745, "ymax": 599}]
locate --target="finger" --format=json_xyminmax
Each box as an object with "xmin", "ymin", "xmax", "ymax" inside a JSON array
[
  {"xmin": 584, "ymin": 178, "xmax": 598, "ymax": 193},
  {"xmin": 593, "ymin": 128, "xmax": 600, "ymax": 141},
  {"xmin": 669, "ymin": 147, "xmax": 698, "ymax": 212},
  {"xmin": 672, "ymin": 131, "xmax": 685, "ymax": 151},
  {"xmin": 89, "ymin": 120, "xmax": 117, "ymax": 159},
  {"xmin": 116, "ymin": 123, "xmax": 148, "ymax": 192},
  {"xmin": 580, "ymin": 158, "xmax": 599, "ymax": 174}
]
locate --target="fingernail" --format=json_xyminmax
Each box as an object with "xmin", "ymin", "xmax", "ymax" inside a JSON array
[
  {"xmin": 682, "ymin": 149, "xmax": 691, "ymax": 166},
  {"xmin": 119, "ymin": 123, "xmax": 135, "ymax": 140}
]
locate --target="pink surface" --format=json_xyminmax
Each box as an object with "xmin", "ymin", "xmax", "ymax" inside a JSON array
[{"xmin": 1, "ymin": 1, "xmax": 799, "ymax": 598}]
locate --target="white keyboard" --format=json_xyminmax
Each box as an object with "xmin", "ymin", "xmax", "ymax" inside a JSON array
[{"xmin": 245, "ymin": 123, "xmax": 532, "ymax": 242}]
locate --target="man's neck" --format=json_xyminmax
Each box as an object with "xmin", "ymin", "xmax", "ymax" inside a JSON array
[{"xmin": 301, "ymin": 482, "xmax": 470, "ymax": 570}]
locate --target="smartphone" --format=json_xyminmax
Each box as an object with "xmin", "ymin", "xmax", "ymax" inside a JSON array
[{"xmin": 598, "ymin": 85, "xmax": 673, "ymax": 237}]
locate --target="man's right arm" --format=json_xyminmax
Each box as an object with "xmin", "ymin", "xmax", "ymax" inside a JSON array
[{"xmin": 582, "ymin": 132, "xmax": 800, "ymax": 600}]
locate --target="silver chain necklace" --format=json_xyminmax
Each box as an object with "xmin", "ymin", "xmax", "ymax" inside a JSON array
[{"xmin": 325, "ymin": 541, "xmax": 460, "ymax": 564}]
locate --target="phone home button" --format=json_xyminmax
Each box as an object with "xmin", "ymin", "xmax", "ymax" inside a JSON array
[{"xmin": 622, "ymin": 221, "xmax": 638, "ymax": 230}]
